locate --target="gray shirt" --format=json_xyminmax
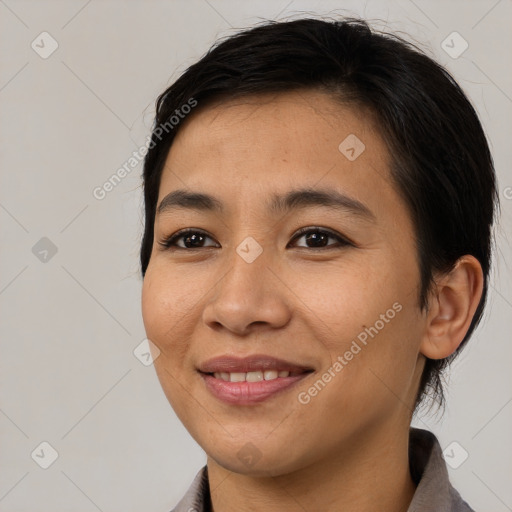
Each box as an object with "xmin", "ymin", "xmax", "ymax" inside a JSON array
[{"xmin": 171, "ymin": 427, "xmax": 475, "ymax": 512}]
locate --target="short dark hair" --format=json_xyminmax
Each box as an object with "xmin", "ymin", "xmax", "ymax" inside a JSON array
[{"xmin": 140, "ymin": 17, "xmax": 498, "ymax": 413}]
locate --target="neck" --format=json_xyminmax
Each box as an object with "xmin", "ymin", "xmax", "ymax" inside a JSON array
[{"xmin": 207, "ymin": 422, "xmax": 416, "ymax": 512}]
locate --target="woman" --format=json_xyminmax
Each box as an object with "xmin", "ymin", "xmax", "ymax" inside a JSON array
[{"xmin": 140, "ymin": 17, "xmax": 497, "ymax": 512}]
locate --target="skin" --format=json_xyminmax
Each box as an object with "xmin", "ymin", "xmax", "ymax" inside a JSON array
[{"xmin": 141, "ymin": 90, "xmax": 483, "ymax": 512}]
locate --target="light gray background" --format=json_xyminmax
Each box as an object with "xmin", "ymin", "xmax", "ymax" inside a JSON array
[{"xmin": 1, "ymin": 1, "xmax": 511, "ymax": 511}]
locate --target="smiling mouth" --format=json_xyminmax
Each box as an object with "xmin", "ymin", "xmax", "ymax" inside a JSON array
[
  {"xmin": 206, "ymin": 369, "xmax": 309, "ymax": 382},
  {"xmin": 197, "ymin": 354, "xmax": 315, "ymax": 405},
  {"xmin": 199, "ymin": 368, "xmax": 314, "ymax": 405}
]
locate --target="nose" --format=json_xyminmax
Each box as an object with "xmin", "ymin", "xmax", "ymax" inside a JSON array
[{"xmin": 201, "ymin": 244, "xmax": 292, "ymax": 336}]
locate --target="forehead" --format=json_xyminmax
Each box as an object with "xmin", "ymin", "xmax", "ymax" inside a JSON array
[
  {"xmin": 158, "ymin": 90, "xmax": 399, "ymax": 222},
  {"xmin": 172, "ymin": 90, "xmax": 385, "ymax": 159}
]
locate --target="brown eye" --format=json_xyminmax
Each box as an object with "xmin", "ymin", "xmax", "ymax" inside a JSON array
[
  {"xmin": 159, "ymin": 229, "xmax": 218, "ymax": 250},
  {"xmin": 289, "ymin": 227, "xmax": 352, "ymax": 249},
  {"xmin": 159, "ymin": 227, "xmax": 352, "ymax": 251}
]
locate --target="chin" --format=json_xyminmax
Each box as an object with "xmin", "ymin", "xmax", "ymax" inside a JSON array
[
  {"xmin": 209, "ymin": 454, "xmax": 299, "ymax": 478},
  {"xmin": 204, "ymin": 435, "xmax": 311, "ymax": 478}
]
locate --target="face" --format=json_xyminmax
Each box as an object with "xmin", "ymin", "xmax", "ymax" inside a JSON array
[{"xmin": 142, "ymin": 90, "xmax": 427, "ymax": 476}]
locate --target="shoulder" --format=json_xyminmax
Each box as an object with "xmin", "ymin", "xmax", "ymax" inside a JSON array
[
  {"xmin": 407, "ymin": 427, "xmax": 476, "ymax": 512},
  {"xmin": 170, "ymin": 466, "xmax": 210, "ymax": 512}
]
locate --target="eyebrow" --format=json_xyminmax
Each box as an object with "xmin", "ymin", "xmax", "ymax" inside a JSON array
[{"xmin": 156, "ymin": 188, "xmax": 375, "ymax": 221}]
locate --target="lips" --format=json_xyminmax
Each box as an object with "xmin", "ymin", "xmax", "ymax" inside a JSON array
[
  {"xmin": 197, "ymin": 354, "xmax": 313, "ymax": 374},
  {"xmin": 198, "ymin": 354, "xmax": 314, "ymax": 405}
]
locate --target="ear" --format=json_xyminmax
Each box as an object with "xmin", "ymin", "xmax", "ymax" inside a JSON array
[{"xmin": 420, "ymin": 255, "xmax": 484, "ymax": 360}]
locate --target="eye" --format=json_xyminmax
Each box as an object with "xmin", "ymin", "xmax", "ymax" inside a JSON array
[
  {"xmin": 158, "ymin": 229, "xmax": 219, "ymax": 250},
  {"xmin": 158, "ymin": 226, "xmax": 353, "ymax": 251},
  {"xmin": 288, "ymin": 227, "xmax": 352, "ymax": 250}
]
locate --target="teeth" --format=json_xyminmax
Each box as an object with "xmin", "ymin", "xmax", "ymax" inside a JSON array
[
  {"xmin": 246, "ymin": 371, "xmax": 264, "ymax": 382},
  {"xmin": 230, "ymin": 372, "xmax": 246, "ymax": 382},
  {"xmin": 212, "ymin": 370, "xmax": 291, "ymax": 381}
]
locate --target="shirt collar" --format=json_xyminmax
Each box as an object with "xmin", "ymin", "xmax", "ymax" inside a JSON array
[{"xmin": 171, "ymin": 427, "xmax": 474, "ymax": 512}]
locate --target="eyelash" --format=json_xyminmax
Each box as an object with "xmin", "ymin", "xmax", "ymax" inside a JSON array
[{"xmin": 158, "ymin": 227, "xmax": 353, "ymax": 251}]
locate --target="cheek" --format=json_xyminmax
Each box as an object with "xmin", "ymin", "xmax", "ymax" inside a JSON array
[
  {"xmin": 289, "ymin": 259, "xmax": 398, "ymax": 340},
  {"xmin": 141, "ymin": 263, "xmax": 197, "ymax": 343},
  {"xmin": 296, "ymin": 258, "xmax": 421, "ymax": 400},
  {"xmin": 142, "ymin": 268, "xmax": 186, "ymax": 373},
  {"xmin": 336, "ymin": 302, "xmax": 423, "ymax": 415},
  {"xmin": 141, "ymin": 270, "xmax": 164, "ymax": 342},
  {"xmin": 141, "ymin": 268, "xmax": 194, "ymax": 409}
]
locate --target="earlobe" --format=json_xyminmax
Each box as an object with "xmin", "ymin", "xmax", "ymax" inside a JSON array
[{"xmin": 420, "ymin": 255, "xmax": 484, "ymax": 360}]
